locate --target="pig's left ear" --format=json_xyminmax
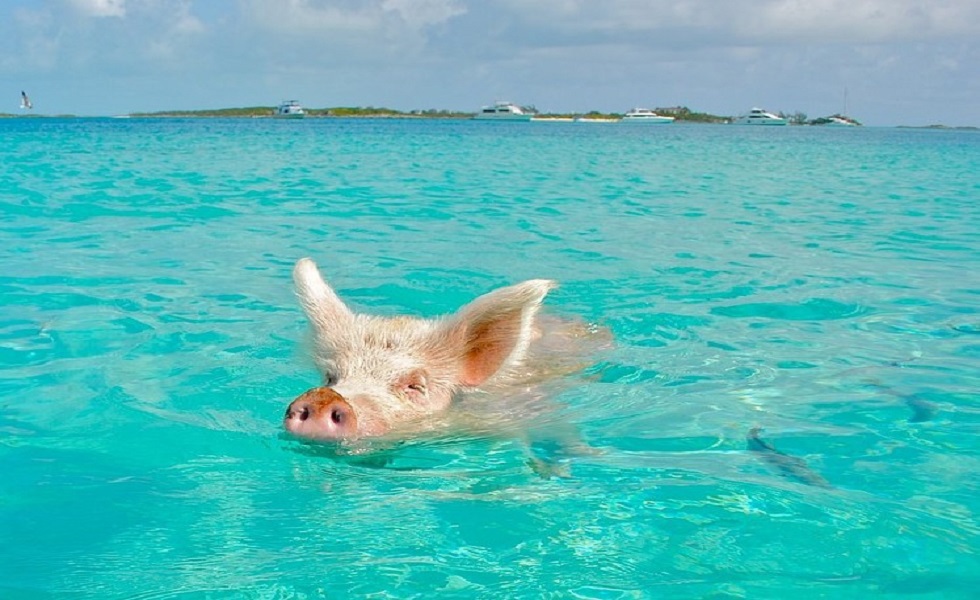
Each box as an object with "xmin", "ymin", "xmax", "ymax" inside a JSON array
[
  {"xmin": 440, "ymin": 279, "xmax": 556, "ymax": 387},
  {"xmin": 293, "ymin": 258, "xmax": 354, "ymax": 334}
]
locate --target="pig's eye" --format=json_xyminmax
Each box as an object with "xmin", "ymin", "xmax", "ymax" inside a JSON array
[
  {"xmin": 324, "ymin": 373, "xmax": 337, "ymax": 386},
  {"xmin": 398, "ymin": 370, "xmax": 428, "ymax": 400}
]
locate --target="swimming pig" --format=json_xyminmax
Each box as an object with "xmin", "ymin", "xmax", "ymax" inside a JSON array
[{"xmin": 284, "ymin": 258, "xmax": 599, "ymax": 443}]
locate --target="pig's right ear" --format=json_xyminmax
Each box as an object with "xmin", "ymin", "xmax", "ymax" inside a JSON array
[
  {"xmin": 440, "ymin": 279, "xmax": 556, "ymax": 388},
  {"xmin": 293, "ymin": 258, "xmax": 354, "ymax": 331}
]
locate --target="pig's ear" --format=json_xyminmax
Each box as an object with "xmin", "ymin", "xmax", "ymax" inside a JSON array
[
  {"xmin": 442, "ymin": 279, "xmax": 556, "ymax": 387},
  {"xmin": 293, "ymin": 258, "xmax": 354, "ymax": 331}
]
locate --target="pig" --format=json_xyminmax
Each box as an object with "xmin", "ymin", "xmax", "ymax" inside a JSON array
[{"xmin": 284, "ymin": 257, "xmax": 602, "ymax": 444}]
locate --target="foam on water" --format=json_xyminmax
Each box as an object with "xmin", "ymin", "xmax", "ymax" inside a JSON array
[{"xmin": 1, "ymin": 118, "xmax": 978, "ymax": 598}]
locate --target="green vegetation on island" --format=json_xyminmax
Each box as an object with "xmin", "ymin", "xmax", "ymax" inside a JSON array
[
  {"xmin": 128, "ymin": 106, "xmax": 272, "ymax": 118},
  {"xmin": 533, "ymin": 107, "xmax": 729, "ymax": 123},
  {"xmin": 0, "ymin": 112, "xmax": 77, "ymax": 118},
  {"xmin": 4, "ymin": 106, "xmax": 977, "ymax": 128},
  {"xmin": 127, "ymin": 106, "xmax": 472, "ymax": 119},
  {"xmin": 124, "ymin": 105, "xmax": 734, "ymax": 122},
  {"xmin": 655, "ymin": 106, "xmax": 729, "ymax": 123},
  {"xmin": 317, "ymin": 106, "xmax": 471, "ymax": 118},
  {"xmin": 118, "ymin": 105, "xmax": 864, "ymax": 126},
  {"xmin": 897, "ymin": 124, "xmax": 979, "ymax": 130}
]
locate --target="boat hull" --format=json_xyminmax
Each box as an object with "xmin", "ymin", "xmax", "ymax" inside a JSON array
[
  {"xmin": 472, "ymin": 114, "xmax": 533, "ymax": 121},
  {"xmin": 820, "ymin": 118, "xmax": 858, "ymax": 127},
  {"xmin": 733, "ymin": 118, "xmax": 787, "ymax": 125},
  {"xmin": 621, "ymin": 117, "xmax": 674, "ymax": 124}
]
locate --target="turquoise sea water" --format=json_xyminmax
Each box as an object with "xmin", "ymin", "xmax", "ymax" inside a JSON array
[{"xmin": 1, "ymin": 117, "xmax": 978, "ymax": 598}]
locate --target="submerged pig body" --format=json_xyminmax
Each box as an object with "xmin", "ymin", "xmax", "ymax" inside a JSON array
[{"xmin": 284, "ymin": 257, "xmax": 562, "ymax": 441}]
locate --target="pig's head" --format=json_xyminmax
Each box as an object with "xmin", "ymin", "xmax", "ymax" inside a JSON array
[{"xmin": 284, "ymin": 257, "xmax": 555, "ymax": 442}]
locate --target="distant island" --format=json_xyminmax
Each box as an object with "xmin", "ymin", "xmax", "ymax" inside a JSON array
[
  {"xmin": 2, "ymin": 105, "xmax": 977, "ymax": 129},
  {"xmin": 128, "ymin": 106, "xmax": 475, "ymax": 119},
  {"xmin": 0, "ymin": 105, "xmax": 777, "ymax": 123},
  {"xmin": 14, "ymin": 105, "xmax": 842, "ymax": 125},
  {"xmin": 896, "ymin": 124, "xmax": 979, "ymax": 131},
  {"xmin": 2, "ymin": 104, "xmax": 728, "ymax": 122},
  {"xmin": 123, "ymin": 105, "xmax": 735, "ymax": 122}
]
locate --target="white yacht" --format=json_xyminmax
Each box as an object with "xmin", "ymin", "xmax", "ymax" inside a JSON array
[
  {"xmin": 620, "ymin": 108, "xmax": 674, "ymax": 124},
  {"xmin": 732, "ymin": 108, "xmax": 787, "ymax": 125},
  {"xmin": 473, "ymin": 102, "xmax": 533, "ymax": 121},
  {"xmin": 274, "ymin": 100, "xmax": 305, "ymax": 118}
]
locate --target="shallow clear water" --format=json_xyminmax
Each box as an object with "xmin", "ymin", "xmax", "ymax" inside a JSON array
[{"xmin": 1, "ymin": 117, "xmax": 978, "ymax": 598}]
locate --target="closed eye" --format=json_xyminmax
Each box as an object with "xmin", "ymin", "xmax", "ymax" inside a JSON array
[{"xmin": 398, "ymin": 370, "xmax": 428, "ymax": 399}]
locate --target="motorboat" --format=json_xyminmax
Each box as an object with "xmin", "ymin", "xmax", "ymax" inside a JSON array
[
  {"xmin": 473, "ymin": 102, "xmax": 533, "ymax": 121},
  {"xmin": 274, "ymin": 100, "xmax": 305, "ymax": 118},
  {"xmin": 732, "ymin": 108, "xmax": 787, "ymax": 125},
  {"xmin": 620, "ymin": 108, "xmax": 674, "ymax": 124}
]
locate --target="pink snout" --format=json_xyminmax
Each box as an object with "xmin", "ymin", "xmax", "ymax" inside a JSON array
[{"xmin": 284, "ymin": 387, "xmax": 358, "ymax": 441}]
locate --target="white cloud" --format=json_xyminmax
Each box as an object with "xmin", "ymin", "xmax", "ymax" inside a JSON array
[
  {"xmin": 64, "ymin": 0, "xmax": 204, "ymax": 34},
  {"xmin": 172, "ymin": 3, "xmax": 205, "ymax": 35},
  {"xmin": 729, "ymin": 0, "xmax": 980, "ymax": 43},
  {"xmin": 241, "ymin": 0, "xmax": 385, "ymax": 34},
  {"xmin": 67, "ymin": 0, "xmax": 127, "ymax": 18},
  {"xmin": 238, "ymin": 0, "xmax": 466, "ymax": 36},
  {"xmin": 4, "ymin": 0, "xmax": 207, "ymax": 73},
  {"xmin": 381, "ymin": 0, "xmax": 465, "ymax": 30},
  {"xmin": 494, "ymin": 0, "xmax": 980, "ymax": 44},
  {"xmin": 237, "ymin": 0, "xmax": 467, "ymax": 62},
  {"xmin": 2, "ymin": 7, "xmax": 60, "ymax": 71},
  {"xmin": 143, "ymin": 2, "xmax": 206, "ymax": 60}
]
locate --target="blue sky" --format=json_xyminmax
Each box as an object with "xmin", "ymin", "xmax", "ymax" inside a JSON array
[{"xmin": 2, "ymin": 0, "xmax": 978, "ymax": 126}]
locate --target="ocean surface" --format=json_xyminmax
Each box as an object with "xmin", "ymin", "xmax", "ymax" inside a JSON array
[{"xmin": 1, "ymin": 117, "xmax": 977, "ymax": 599}]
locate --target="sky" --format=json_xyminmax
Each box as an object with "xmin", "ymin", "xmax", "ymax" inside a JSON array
[{"xmin": 2, "ymin": 0, "xmax": 978, "ymax": 126}]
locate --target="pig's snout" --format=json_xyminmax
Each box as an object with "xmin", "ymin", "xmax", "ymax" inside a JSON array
[{"xmin": 284, "ymin": 387, "xmax": 358, "ymax": 441}]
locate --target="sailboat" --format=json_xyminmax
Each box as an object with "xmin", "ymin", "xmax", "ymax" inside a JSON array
[
  {"xmin": 831, "ymin": 87, "xmax": 859, "ymax": 126},
  {"xmin": 20, "ymin": 90, "xmax": 33, "ymax": 110},
  {"xmin": 811, "ymin": 87, "xmax": 861, "ymax": 126}
]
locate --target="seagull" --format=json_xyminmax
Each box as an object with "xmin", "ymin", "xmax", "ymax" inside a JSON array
[{"xmin": 21, "ymin": 90, "xmax": 33, "ymax": 110}]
